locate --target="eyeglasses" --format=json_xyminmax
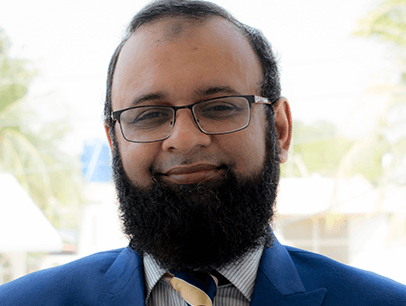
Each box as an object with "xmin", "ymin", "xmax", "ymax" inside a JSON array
[{"xmin": 111, "ymin": 95, "xmax": 273, "ymax": 143}]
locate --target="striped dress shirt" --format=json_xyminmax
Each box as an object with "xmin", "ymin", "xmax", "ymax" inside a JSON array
[{"xmin": 143, "ymin": 246, "xmax": 264, "ymax": 306}]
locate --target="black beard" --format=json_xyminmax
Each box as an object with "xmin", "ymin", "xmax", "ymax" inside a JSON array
[{"xmin": 111, "ymin": 118, "xmax": 280, "ymax": 272}]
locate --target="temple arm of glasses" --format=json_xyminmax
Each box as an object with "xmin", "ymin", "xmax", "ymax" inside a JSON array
[{"xmin": 255, "ymin": 96, "xmax": 273, "ymax": 105}]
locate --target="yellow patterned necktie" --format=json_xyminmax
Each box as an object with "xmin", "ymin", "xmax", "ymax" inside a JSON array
[{"xmin": 169, "ymin": 271, "xmax": 218, "ymax": 306}]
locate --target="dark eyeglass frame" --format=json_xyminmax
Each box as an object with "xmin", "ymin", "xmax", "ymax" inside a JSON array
[{"xmin": 111, "ymin": 95, "xmax": 275, "ymax": 143}]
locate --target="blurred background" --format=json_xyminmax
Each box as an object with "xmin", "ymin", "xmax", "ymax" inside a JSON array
[{"xmin": 1, "ymin": 0, "xmax": 405, "ymax": 285}]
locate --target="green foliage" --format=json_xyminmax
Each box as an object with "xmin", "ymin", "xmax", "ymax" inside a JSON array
[
  {"xmin": 286, "ymin": 1, "xmax": 406, "ymax": 183},
  {"xmin": 295, "ymin": 137, "xmax": 353, "ymax": 177},
  {"xmin": 292, "ymin": 120, "xmax": 337, "ymax": 141},
  {"xmin": 333, "ymin": 0, "xmax": 406, "ymax": 242},
  {"xmin": 0, "ymin": 28, "xmax": 83, "ymax": 229},
  {"xmin": 337, "ymin": 133, "xmax": 390, "ymax": 186},
  {"xmin": 281, "ymin": 120, "xmax": 353, "ymax": 177},
  {"xmin": 0, "ymin": 29, "xmax": 36, "ymax": 115},
  {"xmin": 351, "ymin": 0, "xmax": 406, "ymax": 186},
  {"xmin": 354, "ymin": 0, "xmax": 406, "ymax": 49}
]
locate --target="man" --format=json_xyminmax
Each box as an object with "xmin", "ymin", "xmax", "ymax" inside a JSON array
[{"xmin": 1, "ymin": 0, "xmax": 406, "ymax": 305}]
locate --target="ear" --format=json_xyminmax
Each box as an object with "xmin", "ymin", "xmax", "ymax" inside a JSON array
[
  {"xmin": 104, "ymin": 123, "xmax": 114, "ymax": 152},
  {"xmin": 273, "ymin": 97, "xmax": 292, "ymax": 164}
]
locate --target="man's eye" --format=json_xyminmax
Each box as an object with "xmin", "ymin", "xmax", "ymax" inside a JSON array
[
  {"xmin": 133, "ymin": 110, "xmax": 166, "ymax": 122},
  {"xmin": 208, "ymin": 104, "xmax": 236, "ymax": 111},
  {"xmin": 200, "ymin": 102, "xmax": 242, "ymax": 118},
  {"xmin": 126, "ymin": 108, "xmax": 171, "ymax": 128}
]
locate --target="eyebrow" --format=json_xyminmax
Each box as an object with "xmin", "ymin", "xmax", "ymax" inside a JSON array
[
  {"xmin": 195, "ymin": 86, "xmax": 241, "ymax": 97},
  {"xmin": 131, "ymin": 92, "xmax": 166, "ymax": 106},
  {"xmin": 130, "ymin": 85, "xmax": 241, "ymax": 107}
]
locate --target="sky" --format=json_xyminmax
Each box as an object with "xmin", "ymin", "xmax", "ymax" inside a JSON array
[{"xmin": 1, "ymin": 0, "xmax": 393, "ymax": 154}]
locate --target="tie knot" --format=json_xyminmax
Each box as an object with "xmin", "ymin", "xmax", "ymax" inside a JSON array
[{"xmin": 170, "ymin": 271, "xmax": 217, "ymax": 306}]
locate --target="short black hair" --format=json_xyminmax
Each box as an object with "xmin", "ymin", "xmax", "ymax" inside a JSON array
[{"xmin": 104, "ymin": 0, "xmax": 280, "ymax": 132}]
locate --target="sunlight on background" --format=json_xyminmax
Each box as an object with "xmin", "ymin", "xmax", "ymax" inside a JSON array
[{"xmin": 1, "ymin": 0, "xmax": 405, "ymax": 284}]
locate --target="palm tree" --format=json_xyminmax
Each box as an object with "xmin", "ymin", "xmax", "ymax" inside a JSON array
[
  {"xmin": 0, "ymin": 29, "xmax": 83, "ymax": 227},
  {"xmin": 354, "ymin": 0, "xmax": 406, "ymax": 48},
  {"xmin": 350, "ymin": 0, "xmax": 406, "ymax": 187},
  {"xmin": 331, "ymin": 0, "xmax": 406, "ymax": 240}
]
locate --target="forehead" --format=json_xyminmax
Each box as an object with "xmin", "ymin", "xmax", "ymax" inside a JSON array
[
  {"xmin": 112, "ymin": 17, "xmax": 262, "ymax": 108},
  {"xmin": 148, "ymin": 16, "xmax": 207, "ymax": 41}
]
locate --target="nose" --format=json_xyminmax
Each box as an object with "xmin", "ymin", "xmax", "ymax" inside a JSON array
[{"xmin": 161, "ymin": 109, "xmax": 211, "ymax": 153}]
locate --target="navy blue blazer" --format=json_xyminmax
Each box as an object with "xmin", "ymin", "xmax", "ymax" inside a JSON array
[{"xmin": 1, "ymin": 238, "xmax": 405, "ymax": 305}]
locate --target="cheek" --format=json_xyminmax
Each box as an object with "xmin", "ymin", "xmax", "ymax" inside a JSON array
[
  {"xmin": 117, "ymin": 136, "xmax": 160, "ymax": 188},
  {"xmin": 217, "ymin": 115, "xmax": 267, "ymax": 177},
  {"xmin": 244, "ymin": 113, "xmax": 268, "ymax": 172}
]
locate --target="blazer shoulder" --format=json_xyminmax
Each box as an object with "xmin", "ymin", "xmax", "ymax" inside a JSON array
[
  {"xmin": 0, "ymin": 248, "xmax": 134, "ymax": 306},
  {"xmin": 284, "ymin": 245, "xmax": 406, "ymax": 304}
]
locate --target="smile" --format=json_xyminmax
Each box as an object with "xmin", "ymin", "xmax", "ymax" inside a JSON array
[{"xmin": 161, "ymin": 164, "xmax": 225, "ymax": 185}]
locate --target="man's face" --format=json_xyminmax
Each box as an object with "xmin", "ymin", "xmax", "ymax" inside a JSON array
[
  {"xmin": 110, "ymin": 18, "xmax": 268, "ymax": 188},
  {"xmin": 106, "ymin": 17, "xmax": 292, "ymax": 271}
]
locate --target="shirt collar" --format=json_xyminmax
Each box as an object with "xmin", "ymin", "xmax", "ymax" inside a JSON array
[
  {"xmin": 143, "ymin": 254, "xmax": 167, "ymax": 302},
  {"xmin": 218, "ymin": 246, "xmax": 264, "ymax": 301},
  {"xmin": 143, "ymin": 246, "xmax": 264, "ymax": 302}
]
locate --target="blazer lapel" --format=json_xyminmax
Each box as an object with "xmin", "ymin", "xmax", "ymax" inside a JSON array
[
  {"xmin": 97, "ymin": 247, "xmax": 146, "ymax": 306},
  {"xmin": 93, "ymin": 239, "xmax": 327, "ymax": 306},
  {"xmin": 250, "ymin": 238, "xmax": 327, "ymax": 306}
]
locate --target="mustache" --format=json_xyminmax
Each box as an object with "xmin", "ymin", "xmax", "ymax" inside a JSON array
[{"xmin": 150, "ymin": 162, "xmax": 232, "ymax": 178}]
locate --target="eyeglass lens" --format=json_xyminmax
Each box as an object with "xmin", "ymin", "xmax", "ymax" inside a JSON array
[{"xmin": 118, "ymin": 96, "xmax": 250, "ymax": 142}]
